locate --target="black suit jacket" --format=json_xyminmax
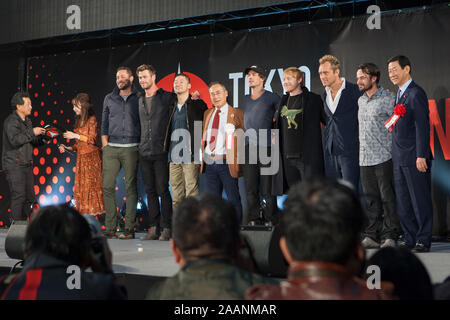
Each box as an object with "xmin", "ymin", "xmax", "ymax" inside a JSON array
[
  {"xmin": 392, "ymin": 81, "xmax": 432, "ymax": 166},
  {"xmin": 322, "ymin": 81, "xmax": 361, "ymax": 156},
  {"xmin": 272, "ymin": 88, "xmax": 325, "ymax": 195}
]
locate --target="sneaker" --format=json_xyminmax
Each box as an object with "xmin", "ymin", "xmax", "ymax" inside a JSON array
[
  {"xmin": 380, "ymin": 238, "xmax": 396, "ymax": 248},
  {"xmin": 361, "ymin": 237, "xmax": 380, "ymax": 249},
  {"xmin": 411, "ymin": 243, "xmax": 430, "ymax": 253},
  {"xmin": 248, "ymin": 219, "xmax": 263, "ymax": 226},
  {"xmin": 158, "ymin": 228, "xmax": 171, "ymax": 241},
  {"xmin": 103, "ymin": 230, "xmax": 117, "ymax": 239},
  {"xmin": 140, "ymin": 227, "xmax": 160, "ymax": 241},
  {"xmin": 119, "ymin": 230, "xmax": 135, "ymax": 239},
  {"xmin": 397, "ymin": 240, "xmax": 414, "ymax": 250}
]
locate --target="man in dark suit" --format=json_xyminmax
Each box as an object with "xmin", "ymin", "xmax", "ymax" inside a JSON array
[
  {"xmin": 387, "ymin": 55, "xmax": 433, "ymax": 253},
  {"xmin": 319, "ymin": 55, "xmax": 362, "ymax": 191}
]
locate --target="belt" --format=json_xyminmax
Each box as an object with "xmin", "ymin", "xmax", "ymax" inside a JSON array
[{"xmin": 205, "ymin": 153, "xmax": 227, "ymax": 161}]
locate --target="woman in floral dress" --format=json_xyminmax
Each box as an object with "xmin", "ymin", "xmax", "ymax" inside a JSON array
[{"xmin": 59, "ymin": 93, "xmax": 105, "ymax": 216}]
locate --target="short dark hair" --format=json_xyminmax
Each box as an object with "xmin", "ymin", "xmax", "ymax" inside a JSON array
[
  {"xmin": 172, "ymin": 194, "xmax": 240, "ymax": 260},
  {"xmin": 281, "ymin": 179, "xmax": 364, "ymax": 265},
  {"xmin": 358, "ymin": 63, "xmax": 380, "ymax": 84},
  {"xmin": 367, "ymin": 247, "xmax": 433, "ymax": 299},
  {"xmin": 387, "ymin": 55, "xmax": 412, "ymax": 74},
  {"xmin": 24, "ymin": 205, "xmax": 92, "ymax": 266},
  {"xmin": 174, "ymin": 73, "xmax": 190, "ymax": 83},
  {"xmin": 116, "ymin": 66, "xmax": 133, "ymax": 76},
  {"xmin": 10, "ymin": 91, "xmax": 30, "ymax": 109},
  {"xmin": 136, "ymin": 64, "xmax": 156, "ymax": 75}
]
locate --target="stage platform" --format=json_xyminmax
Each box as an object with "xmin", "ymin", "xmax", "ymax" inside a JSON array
[
  {"xmin": 1, "ymin": 229, "xmax": 450, "ymax": 294},
  {"xmin": 0, "ymin": 229, "xmax": 179, "ymax": 276}
]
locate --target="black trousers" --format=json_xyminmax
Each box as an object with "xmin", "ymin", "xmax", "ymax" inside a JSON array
[
  {"xmin": 242, "ymin": 145, "xmax": 277, "ymax": 223},
  {"xmin": 283, "ymin": 155, "xmax": 305, "ymax": 190},
  {"xmin": 5, "ymin": 165, "xmax": 35, "ymax": 222},
  {"xmin": 360, "ymin": 159, "xmax": 401, "ymax": 241},
  {"xmin": 140, "ymin": 155, "xmax": 173, "ymax": 229}
]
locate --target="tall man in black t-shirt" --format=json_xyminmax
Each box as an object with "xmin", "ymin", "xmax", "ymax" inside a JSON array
[
  {"xmin": 272, "ymin": 67, "xmax": 325, "ymax": 195},
  {"xmin": 240, "ymin": 66, "xmax": 280, "ymax": 226}
]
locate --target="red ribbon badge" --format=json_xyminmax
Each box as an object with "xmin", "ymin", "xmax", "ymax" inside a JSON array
[{"xmin": 385, "ymin": 104, "xmax": 406, "ymax": 132}]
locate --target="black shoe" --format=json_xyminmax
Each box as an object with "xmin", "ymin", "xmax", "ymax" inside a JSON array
[
  {"xmin": 411, "ymin": 243, "xmax": 430, "ymax": 253},
  {"xmin": 397, "ymin": 241, "xmax": 415, "ymax": 250}
]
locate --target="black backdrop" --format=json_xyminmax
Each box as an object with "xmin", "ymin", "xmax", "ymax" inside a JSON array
[{"xmin": 0, "ymin": 6, "xmax": 449, "ymax": 232}]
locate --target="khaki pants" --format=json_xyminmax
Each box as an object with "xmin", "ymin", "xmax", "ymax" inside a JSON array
[
  {"xmin": 169, "ymin": 162, "xmax": 200, "ymax": 211},
  {"xmin": 102, "ymin": 145, "xmax": 139, "ymax": 231}
]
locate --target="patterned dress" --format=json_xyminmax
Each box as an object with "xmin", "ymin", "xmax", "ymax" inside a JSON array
[{"xmin": 72, "ymin": 116, "xmax": 105, "ymax": 215}]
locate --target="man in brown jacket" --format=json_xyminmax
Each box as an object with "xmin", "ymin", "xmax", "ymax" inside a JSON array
[
  {"xmin": 246, "ymin": 179, "xmax": 394, "ymax": 300},
  {"xmin": 200, "ymin": 82, "xmax": 244, "ymax": 222}
]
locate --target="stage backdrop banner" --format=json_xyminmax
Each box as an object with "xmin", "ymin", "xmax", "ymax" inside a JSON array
[{"xmin": 1, "ymin": 6, "xmax": 448, "ymax": 230}]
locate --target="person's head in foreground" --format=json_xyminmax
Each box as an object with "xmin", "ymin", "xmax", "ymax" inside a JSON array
[
  {"xmin": 0, "ymin": 205, "xmax": 126, "ymax": 300},
  {"xmin": 146, "ymin": 194, "xmax": 276, "ymax": 300},
  {"xmin": 246, "ymin": 179, "xmax": 393, "ymax": 300},
  {"xmin": 170, "ymin": 194, "xmax": 240, "ymax": 266},
  {"xmin": 367, "ymin": 247, "xmax": 433, "ymax": 300},
  {"xmin": 24, "ymin": 205, "xmax": 94, "ymax": 267}
]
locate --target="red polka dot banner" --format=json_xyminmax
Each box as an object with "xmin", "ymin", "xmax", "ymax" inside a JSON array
[{"xmin": 27, "ymin": 57, "xmax": 77, "ymax": 208}]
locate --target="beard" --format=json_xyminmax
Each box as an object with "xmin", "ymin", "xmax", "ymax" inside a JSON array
[
  {"xmin": 363, "ymin": 83, "xmax": 373, "ymax": 92},
  {"xmin": 118, "ymin": 79, "xmax": 132, "ymax": 90}
]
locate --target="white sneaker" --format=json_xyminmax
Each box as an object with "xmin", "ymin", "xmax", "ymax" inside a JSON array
[
  {"xmin": 362, "ymin": 237, "xmax": 380, "ymax": 249},
  {"xmin": 380, "ymin": 238, "xmax": 396, "ymax": 248}
]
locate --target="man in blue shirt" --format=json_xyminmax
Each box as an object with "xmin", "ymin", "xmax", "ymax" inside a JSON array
[
  {"xmin": 101, "ymin": 67, "xmax": 140, "ymax": 239},
  {"xmin": 240, "ymin": 66, "xmax": 280, "ymax": 226}
]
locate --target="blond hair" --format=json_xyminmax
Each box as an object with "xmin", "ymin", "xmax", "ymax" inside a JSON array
[
  {"xmin": 136, "ymin": 64, "xmax": 156, "ymax": 75},
  {"xmin": 319, "ymin": 55, "xmax": 341, "ymax": 71},
  {"xmin": 283, "ymin": 67, "xmax": 305, "ymax": 84}
]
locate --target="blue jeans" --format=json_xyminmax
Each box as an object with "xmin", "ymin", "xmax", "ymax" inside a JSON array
[{"xmin": 204, "ymin": 160, "xmax": 242, "ymax": 223}]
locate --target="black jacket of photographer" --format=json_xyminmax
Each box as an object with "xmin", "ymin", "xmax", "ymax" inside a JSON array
[
  {"xmin": 0, "ymin": 252, "xmax": 126, "ymax": 300},
  {"xmin": 163, "ymin": 96, "xmax": 207, "ymax": 161},
  {"xmin": 2, "ymin": 112, "xmax": 45, "ymax": 170},
  {"xmin": 138, "ymin": 88, "xmax": 177, "ymax": 158}
]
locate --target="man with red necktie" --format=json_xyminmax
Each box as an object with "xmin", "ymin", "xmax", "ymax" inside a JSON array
[{"xmin": 200, "ymin": 82, "xmax": 244, "ymax": 222}]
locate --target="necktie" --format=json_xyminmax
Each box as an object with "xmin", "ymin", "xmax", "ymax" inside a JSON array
[
  {"xmin": 396, "ymin": 90, "xmax": 402, "ymax": 104},
  {"xmin": 209, "ymin": 108, "xmax": 221, "ymax": 152}
]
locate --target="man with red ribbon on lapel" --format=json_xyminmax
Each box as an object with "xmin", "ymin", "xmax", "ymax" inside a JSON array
[
  {"xmin": 200, "ymin": 82, "xmax": 244, "ymax": 222},
  {"xmin": 387, "ymin": 55, "xmax": 433, "ymax": 253}
]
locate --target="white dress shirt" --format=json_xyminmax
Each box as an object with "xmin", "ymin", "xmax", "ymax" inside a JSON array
[
  {"xmin": 205, "ymin": 104, "xmax": 229, "ymax": 156},
  {"xmin": 325, "ymin": 78, "xmax": 346, "ymax": 114}
]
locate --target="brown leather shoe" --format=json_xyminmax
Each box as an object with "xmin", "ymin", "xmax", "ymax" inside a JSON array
[
  {"xmin": 103, "ymin": 230, "xmax": 117, "ymax": 239},
  {"xmin": 119, "ymin": 230, "xmax": 135, "ymax": 239},
  {"xmin": 158, "ymin": 228, "xmax": 171, "ymax": 241},
  {"xmin": 140, "ymin": 227, "xmax": 160, "ymax": 241}
]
